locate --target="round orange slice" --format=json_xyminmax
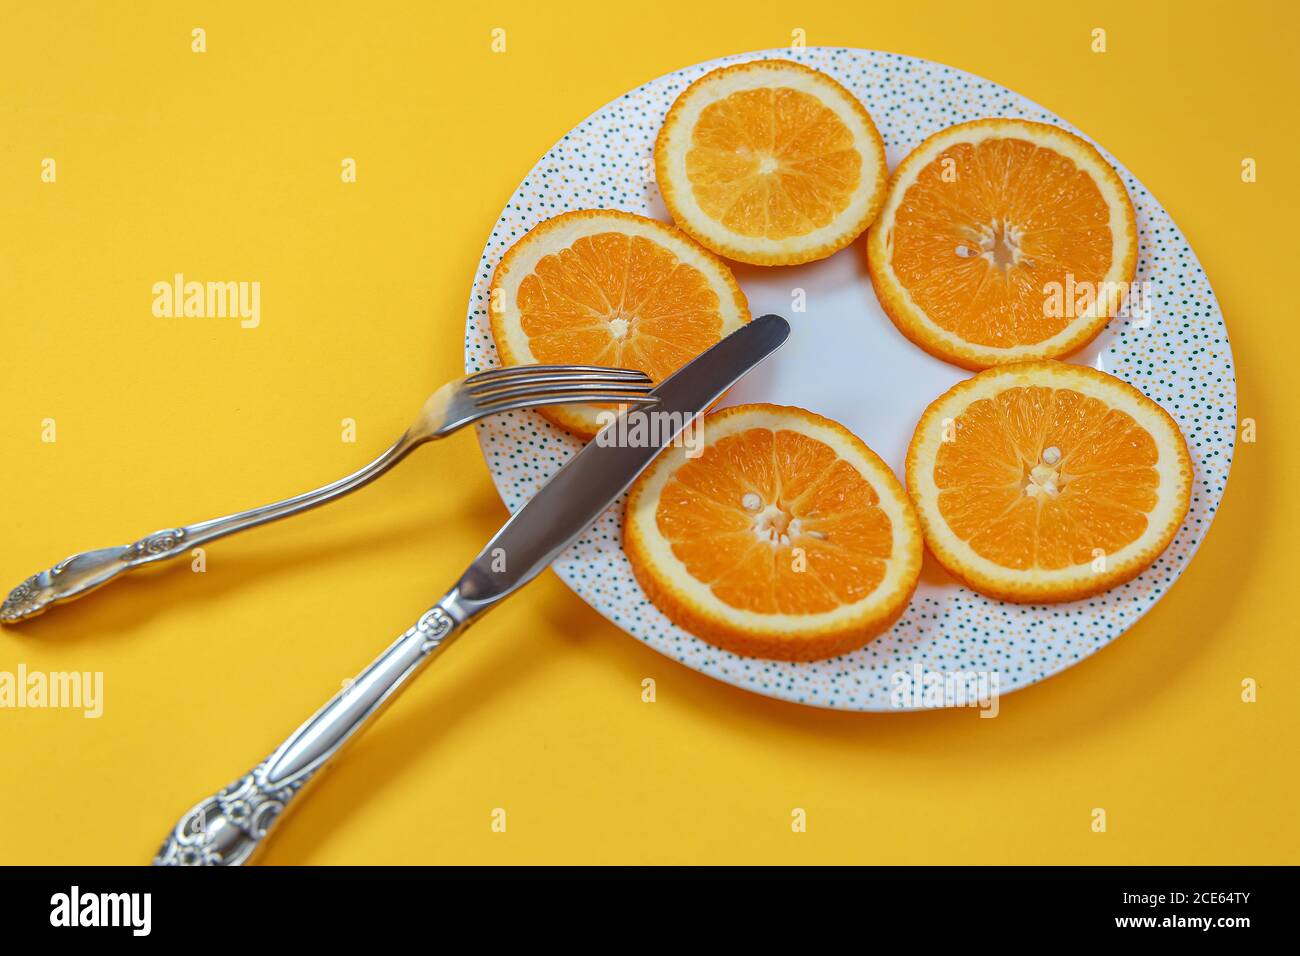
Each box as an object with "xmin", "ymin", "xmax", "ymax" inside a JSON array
[
  {"xmin": 905, "ymin": 362, "xmax": 1192, "ymax": 603},
  {"xmin": 625, "ymin": 404, "xmax": 922, "ymax": 661},
  {"xmin": 655, "ymin": 60, "xmax": 889, "ymax": 266},
  {"xmin": 867, "ymin": 119, "xmax": 1138, "ymax": 370},
  {"xmin": 489, "ymin": 209, "xmax": 749, "ymax": 438}
]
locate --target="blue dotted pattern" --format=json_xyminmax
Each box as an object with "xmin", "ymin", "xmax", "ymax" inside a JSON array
[{"xmin": 462, "ymin": 48, "xmax": 1237, "ymax": 711}]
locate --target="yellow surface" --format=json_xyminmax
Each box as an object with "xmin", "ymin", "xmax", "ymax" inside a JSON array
[{"xmin": 0, "ymin": 0, "xmax": 1295, "ymax": 865}]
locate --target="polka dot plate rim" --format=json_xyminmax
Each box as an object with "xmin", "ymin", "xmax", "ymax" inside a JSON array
[{"xmin": 463, "ymin": 47, "xmax": 1236, "ymax": 712}]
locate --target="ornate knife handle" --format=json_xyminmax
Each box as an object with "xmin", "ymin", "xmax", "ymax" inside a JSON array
[
  {"xmin": 154, "ymin": 599, "xmax": 465, "ymax": 866},
  {"xmin": 2, "ymin": 436, "xmax": 418, "ymax": 624}
]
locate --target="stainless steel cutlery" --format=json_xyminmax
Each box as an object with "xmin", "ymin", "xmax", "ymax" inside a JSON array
[
  {"xmin": 1, "ymin": 364, "xmax": 656, "ymax": 623},
  {"xmin": 152, "ymin": 314, "xmax": 789, "ymax": 865}
]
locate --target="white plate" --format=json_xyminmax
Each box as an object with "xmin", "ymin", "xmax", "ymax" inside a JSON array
[{"xmin": 463, "ymin": 47, "xmax": 1236, "ymax": 711}]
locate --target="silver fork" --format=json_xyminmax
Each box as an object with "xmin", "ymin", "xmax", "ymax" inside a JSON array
[{"xmin": 0, "ymin": 365, "xmax": 656, "ymax": 623}]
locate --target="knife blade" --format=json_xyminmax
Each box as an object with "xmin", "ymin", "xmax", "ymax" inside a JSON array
[
  {"xmin": 153, "ymin": 313, "xmax": 789, "ymax": 866},
  {"xmin": 449, "ymin": 312, "xmax": 791, "ymax": 616}
]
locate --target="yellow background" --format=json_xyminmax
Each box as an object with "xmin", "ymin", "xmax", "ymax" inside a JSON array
[{"xmin": 1, "ymin": 0, "xmax": 1296, "ymax": 865}]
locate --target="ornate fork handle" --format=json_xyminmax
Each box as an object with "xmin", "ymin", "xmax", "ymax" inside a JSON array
[
  {"xmin": 4, "ymin": 365, "xmax": 655, "ymax": 625},
  {"xmin": 1, "ymin": 434, "xmax": 420, "ymax": 623},
  {"xmin": 155, "ymin": 601, "xmax": 463, "ymax": 866}
]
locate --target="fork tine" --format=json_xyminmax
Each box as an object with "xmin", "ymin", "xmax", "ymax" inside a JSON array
[
  {"xmin": 469, "ymin": 363, "xmax": 652, "ymax": 377},
  {"xmin": 476, "ymin": 394, "xmax": 660, "ymax": 418},
  {"xmin": 465, "ymin": 374, "xmax": 652, "ymax": 397},
  {"xmin": 467, "ymin": 367, "xmax": 652, "ymax": 384},
  {"xmin": 466, "ymin": 373, "xmax": 657, "ymax": 398},
  {"xmin": 474, "ymin": 381, "xmax": 656, "ymax": 407},
  {"xmin": 465, "ymin": 364, "xmax": 652, "ymax": 387}
]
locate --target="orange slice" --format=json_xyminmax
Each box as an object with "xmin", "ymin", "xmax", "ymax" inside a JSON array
[
  {"xmin": 905, "ymin": 362, "xmax": 1192, "ymax": 603},
  {"xmin": 489, "ymin": 210, "xmax": 749, "ymax": 438},
  {"xmin": 655, "ymin": 60, "xmax": 888, "ymax": 266},
  {"xmin": 867, "ymin": 119, "xmax": 1138, "ymax": 370},
  {"xmin": 625, "ymin": 404, "xmax": 922, "ymax": 661}
]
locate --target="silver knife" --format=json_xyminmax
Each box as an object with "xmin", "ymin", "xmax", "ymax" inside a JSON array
[{"xmin": 153, "ymin": 313, "xmax": 790, "ymax": 866}]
